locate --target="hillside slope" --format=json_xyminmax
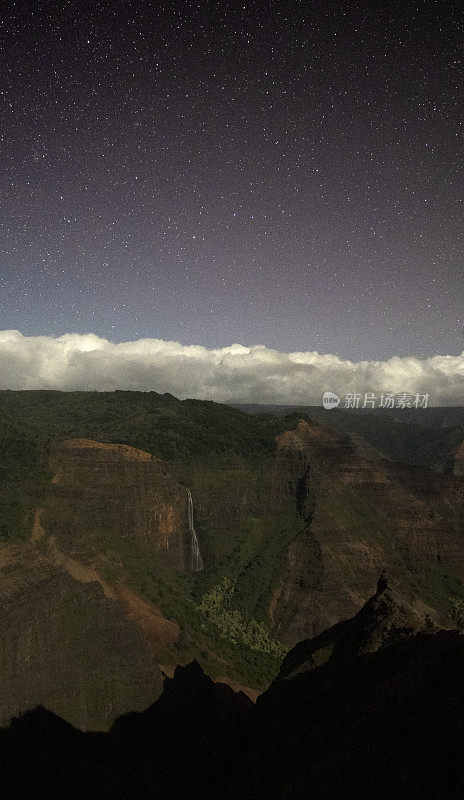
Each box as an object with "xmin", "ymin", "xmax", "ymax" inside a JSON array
[
  {"xmin": 1, "ymin": 581, "xmax": 464, "ymax": 799},
  {"xmin": 0, "ymin": 540, "xmax": 163, "ymax": 730},
  {"xmin": 2, "ymin": 390, "xmax": 464, "ymax": 693},
  {"xmin": 237, "ymin": 402, "xmax": 464, "ymax": 468},
  {"xmin": 265, "ymin": 419, "xmax": 464, "ymax": 642}
]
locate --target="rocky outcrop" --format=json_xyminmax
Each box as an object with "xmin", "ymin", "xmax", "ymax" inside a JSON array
[
  {"xmin": 177, "ymin": 417, "xmax": 464, "ymax": 656},
  {"xmin": 2, "ymin": 584, "xmax": 464, "ymax": 799},
  {"xmin": 245, "ymin": 581, "xmax": 464, "ymax": 799},
  {"xmin": 0, "ymin": 438, "xmax": 199, "ymax": 731},
  {"xmin": 45, "ymin": 439, "xmax": 188, "ymax": 570},
  {"xmin": 5, "ymin": 420, "xmax": 464, "ymax": 702},
  {"xmin": 275, "ymin": 573, "xmax": 437, "ymax": 681},
  {"xmin": 268, "ymin": 420, "xmax": 464, "ymax": 645},
  {"xmin": 0, "ymin": 541, "xmax": 163, "ymax": 731},
  {"xmin": 0, "ymin": 662, "xmax": 254, "ymax": 800},
  {"xmin": 30, "ymin": 426, "xmax": 464, "ymax": 684}
]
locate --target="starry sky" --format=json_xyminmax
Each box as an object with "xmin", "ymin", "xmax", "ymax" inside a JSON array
[{"xmin": 1, "ymin": 0, "xmax": 463, "ymax": 360}]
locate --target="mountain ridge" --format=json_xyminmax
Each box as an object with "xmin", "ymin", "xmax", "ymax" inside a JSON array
[
  {"xmin": 2, "ymin": 390, "xmax": 464, "ymax": 711},
  {"xmin": 1, "ymin": 580, "xmax": 463, "ymax": 799}
]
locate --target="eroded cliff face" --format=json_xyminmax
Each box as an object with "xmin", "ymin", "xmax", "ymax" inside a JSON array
[
  {"xmin": 0, "ymin": 437, "xmax": 189, "ymax": 729},
  {"xmin": 5, "ymin": 424, "xmax": 464, "ymax": 707},
  {"xmin": 45, "ymin": 438, "xmax": 188, "ymax": 570},
  {"xmin": 2, "ymin": 584, "xmax": 464, "ymax": 800},
  {"xmin": 0, "ymin": 541, "xmax": 164, "ymax": 731},
  {"xmin": 164, "ymin": 418, "xmax": 464, "ymax": 652},
  {"xmin": 246, "ymin": 583, "xmax": 464, "ymax": 800},
  {"xmin": 37, "ymin": 437, "xmax": 184, "ymax": 657},
  {"xmin": 269, "ymin": 420, "xmax": 464, "ymax": 645}
]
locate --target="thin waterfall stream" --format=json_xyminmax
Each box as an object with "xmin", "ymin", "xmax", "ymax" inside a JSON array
[{"xmin": 187, "ymin": 489, "xmax": 203, "ymax": 572}]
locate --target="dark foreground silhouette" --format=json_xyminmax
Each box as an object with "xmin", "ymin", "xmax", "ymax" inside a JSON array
[{"xmin": 1, "ymin": 578, "xmax": 464, "ymax": 800}]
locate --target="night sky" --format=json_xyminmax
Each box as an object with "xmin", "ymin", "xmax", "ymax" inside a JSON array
[{"xmin": 1, "ymin": 1, "xmax": 463, "ymax": 360}]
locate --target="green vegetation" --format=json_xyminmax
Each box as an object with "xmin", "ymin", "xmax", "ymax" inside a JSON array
[
  {"xmin": 317, "ymin": 478, "xmax": 464, "ymax": 618},
  {"xmin": 0, "ymin": 411, "xmax": 52, "ymax": 542},
  {"xmin": 0, "ymin": 390, "xmax": 307, "ymax": 468},
  {"xmin": 311, "ymin": 643, "xmax": 334, "ymax": 666},
  {"xmin": 449, "ymin": 597, "xmax": 464, "ymax": 628},
  {"xmin": 0, "ymin": 491, "xmax": 37, "ymax": 543},
  {"xmin": 243, "ymin": 404, "xmax": 464, "ymax": 469},
  {"xmin": 38, "ymin": 494, "xmax": 288, "ymax": 688},
  {"xmin": 197, "ymin": 577, "xmax": 287, "ymax": 657},
  {"xmin": 231, "ymin": 509, "xmax": 307, "ymax": 622},
  {"xmin": 0, "ymin": 391, "xmax": 314, "ymax": 688},
  {"xmin": 3, "ymin": 389, "xmax": 464, "ymax": 689}
]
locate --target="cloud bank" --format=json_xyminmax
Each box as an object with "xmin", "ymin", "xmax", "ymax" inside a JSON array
[{"xmin": 0, "ymin": 330, "xmax": 463, "ymax": 406}]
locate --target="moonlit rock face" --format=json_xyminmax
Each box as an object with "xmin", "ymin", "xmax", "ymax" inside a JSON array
[{"xmin": 0, "ymin": 332, "xmax": 463, "ymax": 405}]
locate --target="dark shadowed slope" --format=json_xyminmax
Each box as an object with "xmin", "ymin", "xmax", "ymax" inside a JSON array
[
  {"xmin": 1, "ymin": 580, "xmax": 464, "ymax": 799},
  {"xmin": 3, "ymin": 392, "xmax": 464, "ymax": 698},
  {"xmin": 242, "ymin": 578, "xmax": 464, "ymax": 799}
]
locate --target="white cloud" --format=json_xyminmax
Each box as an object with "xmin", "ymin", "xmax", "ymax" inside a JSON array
[{"xmin": 0, "ymin": 330, "xmax": 463, "ymax": 405}]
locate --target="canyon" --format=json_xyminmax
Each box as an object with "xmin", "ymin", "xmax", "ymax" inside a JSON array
[
  {"xmin": 1, "ymin": 390, "xmax": 464, "ymax": 727},
  {"xmin": 1, "ymin": 578, "xmax": 463, "ymax": 799}
]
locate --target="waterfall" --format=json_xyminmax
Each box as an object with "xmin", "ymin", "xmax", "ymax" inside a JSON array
[{"xmin": 187, "ymin": 489, "xmax": 203, "ymax": 572}]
